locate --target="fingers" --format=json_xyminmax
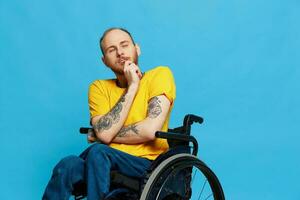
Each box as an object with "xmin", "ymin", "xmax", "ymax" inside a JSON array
[
  {"xmin": 87, "ymin": 135, "xmax": 96, "ymax": 143},
  {"xmin": 124, "ymin": 61, "xmax": 138, "ymax": 71},
  {"xmin": 87, "ymin": 130, "xmax": 96, "ymax": 143},
  {"xmin": 137, "ymin": 71, "xmax": 143, "ymax": 79},
  {"xmin": 124, "ymin": 61, "xmax": 142, "ymax": 79}
]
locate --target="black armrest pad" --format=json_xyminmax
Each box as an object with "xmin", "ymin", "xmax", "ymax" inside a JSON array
[
  {"xmin": 155, "ymin": 131, "xmax": 191, "ymax": 141},
  {"xmin": 156, "ymin": 131, "xmax": 198, "ymax": 156},
  {"xmin": 79, "ymin": 127, "xmax": 92, "ymax": 134}
]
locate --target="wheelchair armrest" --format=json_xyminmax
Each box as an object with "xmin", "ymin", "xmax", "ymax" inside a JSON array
[
  {"xmin": 79, "ymin": 127, "xmax": 92, "ymax": 134},
  {"xmin": 79, "ymin": 114, "xmax": 203, "ymax": 135},
  {"xmin": 155, "ymin": 131, "xmax": 198, "ymax": 156},
  {"xmin": 79, "ymin": 125, "xmax": 200, "ymax": 155},
  {"xmin": 184, "ymin": 114, "xmax": 203, "ymax": 125},
  {"xmin": 182, "ymin": 114, "xmax": 204, "ymax": 135}
]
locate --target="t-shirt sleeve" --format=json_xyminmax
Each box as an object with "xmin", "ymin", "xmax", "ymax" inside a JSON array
[
  {"xmin": 148, "ymin": 66, "xmax": 176, "ymax": 105},
  {"xmin": 88, "ymin": 81, "xmax": 110, "ymax": 119}
]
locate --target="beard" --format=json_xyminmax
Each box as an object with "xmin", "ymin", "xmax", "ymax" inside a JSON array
[{"xmin": 111, "ymin": 52, "xmax": 139, "ymax": 75}]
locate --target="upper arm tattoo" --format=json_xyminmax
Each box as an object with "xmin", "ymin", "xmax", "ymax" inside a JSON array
[
  {"xmin": 147, "ymin": 96, "xmax": 162, "ymax": 119},
  {"xmin": 93, "ymin": 94, "xmax": 126, "ymax": 133}
]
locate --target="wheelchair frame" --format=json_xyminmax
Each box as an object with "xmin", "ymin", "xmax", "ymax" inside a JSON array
[{"xmin": 74, "ymin": 114, "xmax": 225, "ymax": 200}]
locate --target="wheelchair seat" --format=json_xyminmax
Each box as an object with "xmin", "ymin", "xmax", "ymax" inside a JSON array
[{"xmin": 73, "ymin": 114, "xmax": 225, "ymax": 200}]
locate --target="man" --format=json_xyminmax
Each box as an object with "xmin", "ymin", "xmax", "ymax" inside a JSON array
[{"xmin": 43, "ymin": 28, "xmax": 176, "ymax": 200}]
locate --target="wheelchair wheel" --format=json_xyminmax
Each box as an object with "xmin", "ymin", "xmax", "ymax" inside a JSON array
[{"xmin": 140, "ymin": 153, "xmax": 225, "ymax": 200}]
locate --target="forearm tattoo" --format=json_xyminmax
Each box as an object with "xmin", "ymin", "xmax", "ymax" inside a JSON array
[
  {"xmin": 117, "ymin": 124, "xmax": 139, "ymax": 137},
  {"xmin": 147, "ymin": 97, "xmax": 162, "ymax": 118},
  {"xmin": 94, "ymin": 94, "xmax": 126, "ymax": 133}
]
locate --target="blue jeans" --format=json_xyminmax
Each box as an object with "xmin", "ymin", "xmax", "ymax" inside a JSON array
[{"xmin": 42, "ymin": 143, "xmax": 152, "ymax": 200}]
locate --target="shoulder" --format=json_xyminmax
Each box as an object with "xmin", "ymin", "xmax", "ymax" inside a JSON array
[
  {"xmin": 147, "ymin": 66, "xmax": 172, "ymax": 74},
  {"xmin": 145, "ymin": 66, "xmax": 174, "ymax": 79},
  {"xmin": 89, "ymin": 79, "xmax": 116, "ymax": 92},
  {"xmin": 90, "ymin": 79, "xmax": 115, "ymax": 88},
  {"xmin": 144, "ymin": 66, "xmax": 176, "ymax": 101},
  {"xmin": 143, "ymin": 66, "xmax": 175, "ymax": 88}
]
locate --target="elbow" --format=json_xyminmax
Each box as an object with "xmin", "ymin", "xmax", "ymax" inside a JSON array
[
  {"xmin": 144, "ymin": 123, "xmax": 164, "ymax": 141},
  {"xmin": 145, "ymin": 134, "xmax": 156, "ymax": 141},
  {"xmin": 100, "ymin": 137, "xmax": 112, "ymax": 145},
  {"xmin": 144, "ymin": 121, "xmax": 163, "ymax": 141},
  {"xmin": 95, "ymin": 132, "xmax": 113, "ymax": 144},
  {"xmin": 145, "ymin": 128, "xmax": 158, "ymax": 141}
]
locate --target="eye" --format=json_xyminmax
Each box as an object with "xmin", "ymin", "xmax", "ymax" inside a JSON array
[
  {"xmin": 121, "ymin": 44, "xmax": 129, "ymax": 48},
  {"xmin": 107, "ymin": 48, "xmax": 116, "ymax": 53}
]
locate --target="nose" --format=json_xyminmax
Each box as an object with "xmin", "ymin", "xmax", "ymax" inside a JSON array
[{"xmin": 116, "ymin": 47, "xmax": 124, "ymax": 57}]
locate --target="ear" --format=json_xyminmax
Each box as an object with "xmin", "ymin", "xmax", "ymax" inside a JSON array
[
  {"xmin": 135, "ymin": 44, "xmax": 141, "ymax": 56},
  {"xmin": 101, "ymin": 56, "xmax": 108, "ymax": 67}
]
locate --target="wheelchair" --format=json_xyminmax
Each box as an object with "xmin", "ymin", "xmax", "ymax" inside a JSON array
[{"xmin": 73, "ymin": 114, "xmax": 225, "ymax": 200}]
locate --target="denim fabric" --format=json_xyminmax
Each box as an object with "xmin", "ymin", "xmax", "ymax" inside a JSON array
[{"xmin": 42, "ymin": 143, "xmax": 151, "ymax": 200}]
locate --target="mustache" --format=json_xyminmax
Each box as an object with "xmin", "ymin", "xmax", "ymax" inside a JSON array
[{"xmin": 118, "ymin": 56, "xmax": 131, "ymax": 64}]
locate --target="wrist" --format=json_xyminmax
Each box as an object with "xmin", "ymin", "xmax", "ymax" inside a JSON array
[{"xmin": 128, "ymin": 84, "xmax": 139, "ymax": 93}]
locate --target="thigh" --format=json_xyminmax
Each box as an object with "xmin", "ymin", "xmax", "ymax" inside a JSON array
[
  {"xmin": 83, "ymin": 143, "xmax": 152, "ymax": 178},
  {"xmin": 108, "ymin": 147, "xmax": 152, "ymax": 177}
]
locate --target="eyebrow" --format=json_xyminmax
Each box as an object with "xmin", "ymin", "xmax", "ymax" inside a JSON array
[
  {"xmin": 120, "ymin": 40, "xmax": 130, "ymax": 45},
  {"xmin": 105, "ymin": 40, "xmax": 130, "ymax": 52}
]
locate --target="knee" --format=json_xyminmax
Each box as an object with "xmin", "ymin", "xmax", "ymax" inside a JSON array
[
  {"xmin": 86, "ymin": 143, "xmax": 111, "ymax": 160},
  {"xmin": 53, "ymin": 155, "xmax": 82, "ymax": 175}
]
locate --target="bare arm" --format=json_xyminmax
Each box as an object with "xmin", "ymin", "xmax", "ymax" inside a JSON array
[
  {"xmin": 88, "ymin": 95, "xmax": 171, "ymax": 144},
  {"xmin": 91, "ymin": 87, "xmax": 137, "ymax": 144},
  {"xmin": 111, "ymin": 95, "xmax": 171, "ymax": 144},
  {"xmin": 91, "ymin": 61, "xmax": 141, "ymax": 144}
]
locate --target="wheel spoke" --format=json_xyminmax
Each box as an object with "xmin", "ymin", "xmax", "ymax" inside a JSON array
[
  {"xmin": 155, "ymin": 169, "xmax": 175, "ymax": 200},
  {"xmin": 191, "ymin": 168, "xmax": 197, "ymax": 185},
  {"xmin": 204, "ymin": 193, "xmax": 213, "ymax": 200},
  {"xmin": 197, "ymin": 179, "xmax": 207, "ymax": 200}
]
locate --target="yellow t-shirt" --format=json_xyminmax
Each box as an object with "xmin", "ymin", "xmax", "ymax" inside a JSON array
[{"xmin": 88, "ymin": 66, "xmax": 176, "ymax": 160}]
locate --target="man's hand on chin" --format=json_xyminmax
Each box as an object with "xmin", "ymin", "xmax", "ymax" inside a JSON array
[{"xmin": 124, "ymin": 60, "xmax": 142, "ymax": 87}]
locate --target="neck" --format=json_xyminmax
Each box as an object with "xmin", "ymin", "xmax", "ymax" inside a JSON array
[{"xmin": 115, "ymin": 75, "xmax": 127, "ymax": 88}]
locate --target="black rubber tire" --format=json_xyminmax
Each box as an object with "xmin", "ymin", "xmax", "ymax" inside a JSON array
[{"xmin": 139, "ymin": 153, "xmax": 225, "ymax": 200}]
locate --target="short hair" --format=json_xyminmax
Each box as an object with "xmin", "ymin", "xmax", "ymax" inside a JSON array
[{"xmin": 99, "ymin": 27, "xmax": 135, "ymax": 55}]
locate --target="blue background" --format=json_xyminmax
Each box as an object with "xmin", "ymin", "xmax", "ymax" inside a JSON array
[{"xmin": 1, "ymin": 0, "xmax": 299, "ymax": 199}]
